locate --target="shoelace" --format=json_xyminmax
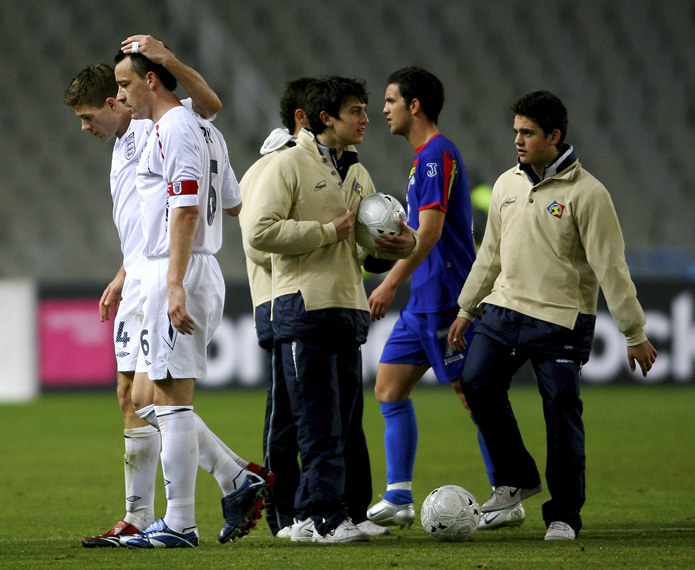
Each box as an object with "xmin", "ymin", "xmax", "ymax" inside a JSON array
[
  {"xmin": 492, "ymin": 486, "xmax": 512, "ymax": 498},
  {"xmin": 548, "ymin": 521, "xmax": 571, "ymax": 531}
]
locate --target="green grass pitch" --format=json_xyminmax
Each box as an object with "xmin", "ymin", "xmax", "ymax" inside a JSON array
[{"xmin": 1, "ymin": 384, "xmax": 693, "ymax": 568}]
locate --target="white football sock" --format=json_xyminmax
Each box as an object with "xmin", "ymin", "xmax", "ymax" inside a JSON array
[
  {"xmin": 122, "ymin": 425, "xmax": 160, "ymax": 530},
  {"xmin": 193, "ymin": 413, "xmax": 247, "ymax": 495},
  {"xmin": 156, "ymin": 405, "xmax": 198, "ymax": 533},
  {"xmin": 387, "ymin": 481, "xmax": 412, "ymax": 491},
  {"xmin": 140, "ymin": 404, "xmax": 248, "ymax": 495},
  {"xmin": 135, "ymin": 404, "xmax": 160, "ymax": 429}
]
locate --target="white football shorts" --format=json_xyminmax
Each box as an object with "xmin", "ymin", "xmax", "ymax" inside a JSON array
[
  {"xmin": 137, "ymin": 254, "xmax": 225, "ymax": 381},
  {"xmin": 114, "ymin": 275, "xmax": 143, "ymax": 372}
]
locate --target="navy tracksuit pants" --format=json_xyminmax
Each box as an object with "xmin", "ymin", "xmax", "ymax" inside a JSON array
[
  {"xmin": 273, "ymin": 293, "xmax": 373, "ymax": 535},
  {"xmin": 256, "ymin": 301, "xmax": 300, "ymax": 534},
  {"xmin": 461, "ymin": 304, "xmax": 595, "ymax": 536}
]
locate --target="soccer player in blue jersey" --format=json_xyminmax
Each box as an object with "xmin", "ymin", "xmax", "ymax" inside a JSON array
[{"xmin": 366, "ymin": 67, "xmax": 518, "ymax": 529}]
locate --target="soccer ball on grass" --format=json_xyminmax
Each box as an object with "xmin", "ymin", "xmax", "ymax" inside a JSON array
[
  {"xmin": 354, "ymin": 192, "xmax": 406, "ymax": 260},
  {"xmin": 420, "ymin": 485, "xmax": 481, "ymax": 541}
]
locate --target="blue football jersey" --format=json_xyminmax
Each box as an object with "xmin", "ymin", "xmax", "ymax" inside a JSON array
[{"xmin": 405, "ymin": 134, "xmax": 476, "ymax": 312}]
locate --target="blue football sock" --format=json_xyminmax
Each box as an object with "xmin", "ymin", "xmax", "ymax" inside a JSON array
[
  {"xmin": 383, "ymin": 489, "xmax": 413, "ymax": 504},
  {"xmin": 381, "ymin": 399, "xmax": 417, "ymax": 500},
  {"xmin": 471, "ymin": 413, "xmax": 496, "ymax": 487}
]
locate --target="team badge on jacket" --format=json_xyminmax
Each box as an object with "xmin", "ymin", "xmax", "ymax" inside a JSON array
[{"xmin": 547, "ymin": 201, "xmax": 565, "ymax": 218}]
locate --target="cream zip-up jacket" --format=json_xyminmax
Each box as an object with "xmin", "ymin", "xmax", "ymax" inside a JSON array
[
  {"xmin": 238, "ymin": 149, "xmax": 282, "ymax": 312},
  {"xmin": 457, "ymin": 158, "xmax": 647, "ymax": 346},
  {"xmin": 247, "ymin": 129, "xmax": 375, "ymax": 312}
]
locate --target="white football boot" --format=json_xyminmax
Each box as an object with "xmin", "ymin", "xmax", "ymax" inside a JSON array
[
  {"xmin": 366, "ymin": 499, "xmax": 415, "ymax": 528},
  {"xmin": 478, "ymin": 503, "xmax": 526, "ymax": 529}
]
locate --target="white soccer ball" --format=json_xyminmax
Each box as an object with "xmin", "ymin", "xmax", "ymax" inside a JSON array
[
  {"xmin": 420, "ymin": 485, "xmax": 481, "ymax": 542},
  {"xmin": 355, "ymin": 192, "xmax": 407, "ymax": 259}
]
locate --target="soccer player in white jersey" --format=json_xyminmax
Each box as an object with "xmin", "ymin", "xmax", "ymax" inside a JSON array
[
  {"xmin": 111, "ymin": 44, "xmax": 265, "ymax": 549},
  {"xmin": 65, "ymin": 35, "xmax": 270, "ymax": 549}
]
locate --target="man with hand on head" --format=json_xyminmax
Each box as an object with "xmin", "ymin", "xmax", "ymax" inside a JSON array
[
  {"xmin": 66, "ymin": 36, "xmax": 268, "ymax": 548},
  {"xmin": 110, "ymin": 40, "xmax": 266, "ymax": 549}
]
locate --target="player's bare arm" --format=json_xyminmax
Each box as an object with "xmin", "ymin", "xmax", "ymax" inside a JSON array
[
  {"xmin": 224, "ymin": 203, "xmax": 242, "ymax": 217},
  {"xmin": 448, "ymin": 317, "xmax": 472, "ymax": 351},
  {"xmin": 168, "ymin": 205, "xmax": 198, "ymax": 334},
  {"xmin": 369, "ymin": 210, "xmax": 441, "ymax": 321},
  {"xmin": 368, "ymin": 261, "xmax": 401, "ymax": 321},
  {"xmin": 332, "ymin": 209, "xmax": 356, "ymax": 242},
  {"xmin": 99, "ymin": 265, "xmax": 126, "ymax": 322},
  {"xmin": 120, "ymin": 34, "xmax": 222, "ymax": 119},
  {"xmin": 627, "ymin": 339, "xmax": 658, "ymax": 377}
]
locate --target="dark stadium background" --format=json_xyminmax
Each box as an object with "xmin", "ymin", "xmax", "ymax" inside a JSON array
[{"xmin": 1, "ymin": 0, "xmax": 694, "ymax": 390}]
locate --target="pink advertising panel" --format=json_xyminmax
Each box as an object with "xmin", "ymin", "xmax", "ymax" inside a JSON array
[{"xmin": 39, "ymin": 298, "xmax": 115, "ymax": 387}]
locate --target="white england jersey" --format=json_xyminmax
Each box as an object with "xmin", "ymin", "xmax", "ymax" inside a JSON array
[
  {"xmin": 136, "ymin": 105, "xmax": 239, "ymax": 257},
  {"xmin": 211, "ymin": 120, "xmax": 242, "ymax": 212},
  {"xmin": 110, "ymin": 119, "xmax": 149, "ymax": 279},
  {"xmin": 111, "ymin": 99, "xmax": 225, "ymax": 269}
]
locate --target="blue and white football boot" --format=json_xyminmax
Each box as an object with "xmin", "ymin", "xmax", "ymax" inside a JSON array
[{"xmin": 120, "ymin": 518, "xmax": 199, "ymax": 548}]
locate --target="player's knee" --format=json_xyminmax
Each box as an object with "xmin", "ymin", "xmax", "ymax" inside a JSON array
[
  {"xmin": 116, "ymin": 387, "xmax": 131, "ymax": 413},
  {"xmin": 374, "ymin": 380, "xmax": 407, "ymax": 403},
  {"xmin": 131, "ymin": 392, "xmax": 147, "ymax": 412},
  {"xmin": 116, "ymin": 377, "xmax": 134, "ymax": 413},
  {"xmin": 373, "ymin": 382, "xmax": 389, "ymax": 402}
]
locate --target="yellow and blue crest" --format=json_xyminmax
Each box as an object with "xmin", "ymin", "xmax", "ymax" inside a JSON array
[{"xmin": 547, "ymin": 200, "xmax": 565, "ymax": 219}]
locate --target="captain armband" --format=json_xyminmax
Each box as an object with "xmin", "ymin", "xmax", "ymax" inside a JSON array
[{"xmin": 167, "ymin": 180, "xmax": 199, "ymax": 196}]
